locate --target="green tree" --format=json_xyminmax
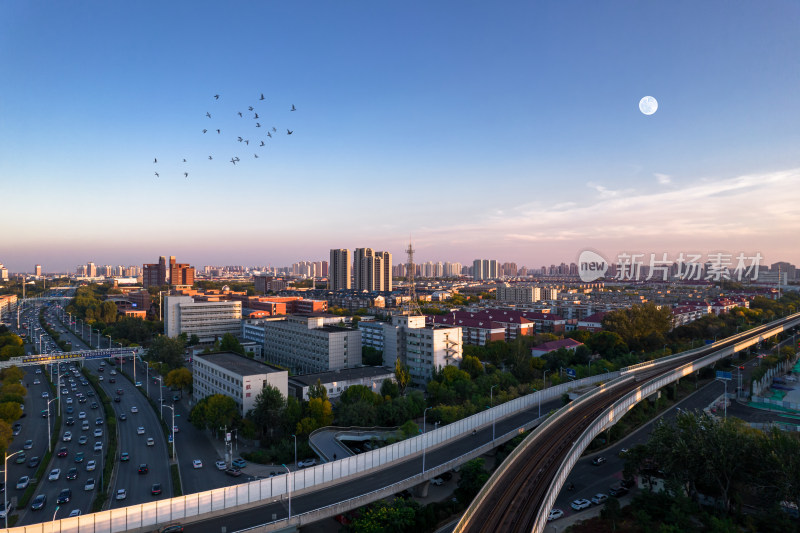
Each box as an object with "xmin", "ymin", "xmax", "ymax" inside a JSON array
[
  {"xmin": 362, "ymin": 346, "xmax": 384, "ymax": 366},
  {"xmin": 148, "ymin": 335, "xmax": 186, "ymax": 369},
  {"xmin": 380, "ymin": 379, "xmax": 399, "ymax": 399},
  {"xmin": 204, "ymin": 394, "xmax": 239, "ymax": 434},
  {"xmin": 0, "ymin": 366, "xmax": 25, "ymax": 384},
  {"xmin": 307, "ymin": 397, "xmax": 333, "ymax": 427},
  {"xmin": 189, "ymin": 398, "xmax": 209, "ymax": 430},
  {"xmin": 248, "ymin": 384, "xmax": 286, "ymax": 441},
  {"xmin": 459, "ymin": 354, "xmax": 484, "ymax": 378},
  {"xmin": 219, "ymin": 333, "xmax": 245, "ymax": 355},
  {"xmin": 399, "ymin": 420, "xmax": 419, "ymax": 438},
  {"xmin": 0, "ymin": 402, "xmax": 22, "ymax": 423},
  {"xmin": 340, "ymin": 385, "xmax": 381, "ymax": 406},
  {"xmin": 347, "ymin": 498, "xmax": 419, "ymax": 533},
  {"xmin": 337, "ymin": 401, "xmax": 378, "ymax": 427},
  {"xmin": 394, "ymin": 359, "xmax": 410, "ymax": 395},
  {"xmin": 307, "ymin": 379, "xmax": 329, "ymax": 402},
  {"xmin": 456, "ymin": 458, "xmax": 489, "ymax": 503},
  {"xmin": 165, "ymin": 367, "xmax": 192, "ymax": 391}
]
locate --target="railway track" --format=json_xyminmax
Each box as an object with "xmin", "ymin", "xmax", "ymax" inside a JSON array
[{"xmin": 459, "ymin": 316, "xmax": 799, "ymax": 533}]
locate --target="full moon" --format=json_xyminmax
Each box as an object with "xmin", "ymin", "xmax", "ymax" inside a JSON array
[{"xmin": 639, "ymin": 96, "xmax": 658, "ymax": 115}]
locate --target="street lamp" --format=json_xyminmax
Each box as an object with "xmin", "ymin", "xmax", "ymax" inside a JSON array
[
  {"xmin": 106, "ymin": 335, "xmax": 112, "ymax": 349},
  {"xmin": 282, "ymin": 463, "xmax": 292, "ymax": 520},
  {"xmin": 292, "ymin": 434, "xmax": 297, "ymax": 469},
  {"xmin": 143, "ymin": 361, "xmax": 150, "ymax": 398},
  {"xmin": 490, "ymin": 385, "xmax": 497, "ymax": 441},
  {"xmin": 4, "ymin": 450, "xmax": 23, "ymax": 528},
  {"xmin": 50, "ymin": 505, "xmax": 60, "ymax": 533},
  {"xmin": 422, "ymin": 406, "xmax": 432, "ymax": 474},
  {"xmin": 46, "ymin": 398, "xmax": 57, "ymax": 452},
  {"xmin": 163, "ymin": 405, "xmax": 177, "ymax": 457},
  {"xmin": 157, "ymin": 377, "xmax": 164, "ymax": 418}
]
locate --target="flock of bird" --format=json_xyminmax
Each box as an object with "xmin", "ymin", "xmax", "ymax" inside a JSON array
[{"xmin": 152, "ymin": 93, "xmax": 297, "ymax": 179}]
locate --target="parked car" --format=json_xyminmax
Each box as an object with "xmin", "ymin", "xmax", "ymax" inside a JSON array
[
  {"xmin": 609, "ymin": 485, "xmax": 629, "ymax": 497},
  {"xmin": 430, "ymin": 477, "xmax": 444, "ymax": 486},
  {"xmin": 224, "ymin": 468, "xmax": 242, "ymax": 477},
  {"xmin": 215, "ymin": 460, "xmax": 227, "ymax": 470},
  {"xmin": 591, "ymin": 493, "xmax": 609, "ymax": 505},
  {"xmin": 231, "ymin": 458, "xmax": 246, "ymax": 469},
  {"xmin": 570, "ymin": 498, "xmax": 591, "ymax": 511},
  {"xmin": 592, "ymin": 456, "xmax": 607, "ymax": 466},
  {"xmin": 547, "ymin": 508, "xmax": 564, "ymax": 521}
]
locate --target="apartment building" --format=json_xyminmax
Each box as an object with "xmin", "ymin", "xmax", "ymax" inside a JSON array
[
  {"xmin": 383, "ymin": 315, "xmax": 462, "ymax": 387},
  {"xmin": 192, "ymin": 351, "xmax": 288, "ymax": 416},
  {"xmin": 287, "ymin": 366, "xmax": 395, "ymax": 401},
  {"xmin": 163, "ymin": 295, "xmax": 242, "ymax": 342},
  {"xmin": 263, "ymin": 315, "xmax": 362, "ymax": 374}
]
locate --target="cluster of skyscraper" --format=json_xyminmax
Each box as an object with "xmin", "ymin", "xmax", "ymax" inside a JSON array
[{"xmin": 329, "ymin": 248, "xmax": 392, "ymax": 292}]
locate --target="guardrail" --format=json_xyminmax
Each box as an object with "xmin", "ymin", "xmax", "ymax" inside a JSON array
[{"xmin": 3, "ymin": 372, "xmax": 615, "ymax": 533}]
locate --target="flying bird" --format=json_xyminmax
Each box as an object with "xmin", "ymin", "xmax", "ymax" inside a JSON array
[
  {"xmin": 290, "ymin": 104, "xmax": 296, "ymax": 111},
  {"xmin": 182, "ymin": 158, "xmax": 187, "ymax": 162},
  {"xmin": 254, "ymin": 154, "xmax": 259, "ymax": 158},
  {"xmin": 260, "ymin": 140, "xmax": 265, "ymax": 146},
  {"xmin": 267, "ymin": 131, "xmax": 272, "ymax": 138},
  {"xmin": 230, "ymin": 158, "xmax": 237, "ymax": 165},
  {"xmin": 206, "ymin": 112, "xmax": 211, "ymax": 118},
  {"xmin": 216, "ymin": 129, "xmax": 221, "ymax": 134},
  {"xmin": 237, "ymin": 136, "xmax": 243, "ymax": 142},
  {"xmin": 208, "ymin": 155, "xmax": 213, "ymax": 160},
  {"xmin": 237, "ymin": 112, "xmax": 243, "ymax": 117},
  {"xmin": 254, "ymin": 113, "xmax": 259, "ymax": 119},
  {"xmin": 272, "ymin": 127, "xmax": 277, "ymax": 132},
  {"xmin": 184, "ymin": 172, "xmax": 188, "ymax": 178},
  {"xmin": 248, "ymin": 106, "xmax": 254, "ymax": 112},
  {"xmin": 214, "ymin": 94, "xmax": 220, "ymax": 100},
  {"xmin": 202, "ymin": 129, "xmax": 207, "ymax": 134},
  {"xmin": 154, "ymin": 172, "xmax": 159, "ymax": 177},
  {"xmin": 153, "ymin": 158, "xmax": 157, "ymax": 163},
  {"xmin": 259, "ymin": 93, "xmax": 265, "ymax": 100},
  {"xmin": 244, "ymin": 139, "xmax": 249, "ymax": 145},
  {"xmin": 256, "ymin": 122, "xmax": 261, "ymax": 128},
  {"xmin": 235, "ymin": 157, "xmax": 240, "ymax": 161},
  {"xmin": 287, "ymin": 129, "xmax": 293, "ymax": 135}
]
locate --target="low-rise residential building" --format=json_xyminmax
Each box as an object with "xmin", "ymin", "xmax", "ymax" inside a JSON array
[
  {"xmin": 577, "ymin": 312, "xmax": 606, "ymax": 332},
  {"xmin": 531, "ymin": 338, "xmax": 585, "ymax": 357},
  {"xmin": 192, "ymin": 351, "xmax": 288, "ymax": 416},
  {"xmin": 287, "ymin": 366, "xmax": 395, "ymax": 401},
  {"xmin": 163, "ymin": 295, "xmax": 242, "ymax": 343},
  {"xmin": 263, "ymin": 315, "xmax": 362, "ymax": 374}
]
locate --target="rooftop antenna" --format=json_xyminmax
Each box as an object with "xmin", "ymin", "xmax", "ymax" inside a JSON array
[{"xmin": 405, "ymin": 241, "xmax": 423, "ymax": 316}]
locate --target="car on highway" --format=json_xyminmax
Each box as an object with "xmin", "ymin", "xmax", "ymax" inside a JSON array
[
  {"xmin": 114, "ymin": 396, "xmax": 121, "ymax": 403},
  {"xmin": 63, "ymin": 431, "xmax": 72, "ymax": 442},
  {"xmin": 121, "ymin": 452, "xmax": 130, "ymax": 462},
  {"xmin": 116, "ymin": 389, "xmax": 123, "ymax": 395},
  {"xmin": 138, "ymin": 464, "xmax": 149, "ymax": 474},
  {"xmin": 57, "ymin": 488, "xmax": 72, "ymax": 504},
  {"xmin": 619, "ymin": 448, "xmax": 629, "ymax": 457},
  {"xmin": 12, "ymin": 423, "xmax": 22, "ymax": 435},
  {"xmin": 16, "ymin": 476, "xmax": 30, "ymax": 490},
  {"xmin": 14, "ymin": 453, "xmax": 26, "ymax": 465},
  {"xmin": 547, "ymin": 508, "xmax": 564, "ymax": 521},
  {"xmin": 591, "ymin": 456, "xmax": 607, "ymax": 466},
  {"xmin": 158, "ymin": 525, "xmax": 184, "ymax": 533},
  {"xmin": 146, "ymin": 437, "xmax": 155, "ymax": 446},
  {"xmin": 115, "ymin": 489, "xmax": 127, "ymax": 501},
  {"xmin": 151, "ymin": 482, "xmax": 162, "ymax": 495},
  {"xmin": 119, "ymin": 413, "xmax": 127, "ymax": 421},
  {"xmin": 78, "ymin": 435, "xmax": 88, "ymax": 445},
  {"xmin": 192, "ymin": 459, "xmax": 203, "ymax": 469},
  {"xmin": 68, "ymin": 509, "xmax": 81, "ymax": 517},
  {"xmin": 78, "ymin": 411, "xmax": 86, "ymax": 419},
  {"xmin": 84, "ymin": 478, "xmax": 95, "ymax": 491},
  {"xmin": 57, "ymin": 447, "xmax": 69, "ymax": 457},
  {"xmin": 23, "ymin": 439, "xmax": 33, "ymax": 450},
  {"xmin": 0, "ymin": 501, "xmax": 14, "ymax": 520},
  {"xmin": 30, "ymin": 493, "xmax": 47, "ymax": 511},
  {"xmin": 48, "ymin": 468, "xmax": 61, "ymax": 481},
  {"xmin": 94, "ymin": 442, "xmax": 103, "ymax": 452},
  {"xmin": 86, "ymin": 460, "xmax": 96, "ymax": 471},
  {"xmin": 74, "ymin": 452, "xmax": 84, "ymax": 463},
  {"xmin": 137, "ymin": 427, "xmax": 145, "ymax": 435},
  {"xmin": 95, "ymin": 417, "xmax": 103, "ymax": 426},
  {"xmin": 131, "ymin": 406, "xmax": 138, "ymax": 413},
  {"xmin": 94, "ymin": 428, "xmax": 103, "ymax": 437},
  {"xmin": 591, "ymin": 493, "xmax": 609, "ymax": 505},
  {"xmin": 173, "ymin": 425, "xmax": 179, "ymax": 433},
  {"xmin": 41, "ymin": 391, "xmax": 48, "ymax": 398},
  {"xmin": 570, "ymin": 498, "xmax": 591, "ymax": 511},
  {"xmin": 215, "ymin": 460, "xmax": 227, "ymax": 470},
  {"xmin": 66, "ymin": 467, "xmax": 78, "ymax": 480}
]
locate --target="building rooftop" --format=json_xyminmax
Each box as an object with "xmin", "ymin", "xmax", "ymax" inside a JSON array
[
  {"xmin": 195, "ymin": 351, "xmax": 284, "ymax": 376},
  {"xmin": 289, "ymin": 366, "xmax": 394, "ymax": 386}
]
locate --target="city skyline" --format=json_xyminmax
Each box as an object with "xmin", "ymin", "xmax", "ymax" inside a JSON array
[{"xmin": 2, "ymin": 2, "xmax": 799, "ymax": 271}]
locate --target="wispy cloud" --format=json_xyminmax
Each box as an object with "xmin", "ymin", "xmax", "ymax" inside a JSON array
[
  {"xmin": 418, "ymin": 168, "xmax": 800, "ymax": 260},
  {"xmin": 654, "ymin": 173, "xmax": 671, "ymax": 185}
]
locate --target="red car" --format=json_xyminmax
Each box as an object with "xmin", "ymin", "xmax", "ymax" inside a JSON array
[{"xmin": 57, "ymin": 447, "xmax": 69, "ymax": 457}]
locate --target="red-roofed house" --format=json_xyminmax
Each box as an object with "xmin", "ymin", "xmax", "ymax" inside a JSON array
[
  {"xmin": 577, "ymin": 312, "xmax": 606, "ymax": 332},
  {"xmin": 531, "ymin": 338, "xmax": 585, "ymax": 357}
]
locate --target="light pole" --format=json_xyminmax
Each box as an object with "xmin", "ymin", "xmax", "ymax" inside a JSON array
[
  {"xmin": 163, "ymin": 405, "xmax": 176, "ymax": 457},
  {"xmin": 490, "ymin": 385, "xmax": 497, "ymax": 441},
  {"xmin": 157, "ymin": 377, "xmax": 164, "ymax": 418},
  {"xmin": 422, "ymin": 406, "xmax": 432, "ymax": 474},
  {"xmin": 292, "ymin": 434, "xmax": 297, "ymax": 469},
  {"xmin": 50, "ymin": 505, "xmax": 60, "ymax": 533},
  {"xmin": 46, "ymin": 398, "xmax": 57, "ymax": 452},
  {"xmin": 106, "ymin": 335, "xmax": 112, "ymax": 349},
  {"xmin": 144, "ymin": 361, "xmax": 150, "ymax": 398},
  {"xmin": 4, "ymin": 450, "xmax": 23, "ymax": 528},
  {"xmin": 282, "ymin": 463, "xmax": 292, "ymax": 520}
]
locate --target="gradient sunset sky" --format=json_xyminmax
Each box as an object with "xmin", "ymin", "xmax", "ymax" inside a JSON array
[{"xmin": 1, "ymin": 1, "xmax": 799, "ymax": 273}]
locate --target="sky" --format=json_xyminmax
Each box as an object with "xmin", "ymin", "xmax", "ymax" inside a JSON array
[{"xmin": 1, "ymin": 1, "xmax": 799, "ymax": 273}]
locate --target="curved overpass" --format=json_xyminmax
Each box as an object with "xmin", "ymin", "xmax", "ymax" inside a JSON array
[
  {"xmin": 5, "ymin": 314, "xmax": 797, "ymax": 533},
  {"xmin": 455, "ymin": 313, "xmax": 800, "ymax": 533}
]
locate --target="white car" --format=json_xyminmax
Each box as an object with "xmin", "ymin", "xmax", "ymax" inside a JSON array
[
  {"xmin": 78, "ymin": 411, "xmax": 86, "ymax": 419},
  {"xmin": 94, "ymin": 442, "xmax": 103, "ymax": 452},
  {"xmin": 63, "ymin": 431, "xmax": 72, "ymax": 442},
  {"xmin": 192, "ymin": 459, "xmax": 203, "ymax": 469},
  {"xmin": 41, "ymin": 391, "xmax": 49, "ymax": 398},
  {"xmin": 137, "ymin": 426, "xmax": 145, "ymax": 435},
  {"xmin": 130, "ymin": 406, "xmax": 138, "ymax": 413},
  {"xmin": 84, "ymin": 478, "xmax": 95, "ymax": 491},
  {"xmin": 94, "ymin": 428, "xmax": 103, "ymax": 437},
  {"xmin": 48, "ymin": 468, "xmax": 61, "ymax": 481},
  {"xmin": 215, "ymin": 460, "xmax": 227, "ymax": 470},
  {"xmin": 570, "ymin": 498, "xmax": 591, "ymax": 511},
  {"xmin": 86, "ymin": 460, "xmax": 96, "ymax": 471},
  {"xmin": 33, "ymin": 379, "xmax": 40, "ymax": 385},
  {"xmin": 548, "ymin": 508, "xmax": 564, "ymax": 521},
  {"xmin": 0, "ymin": 501, "xmax": 14, "ymax": 520},
  {"xmin": 115, "ymin": 489, "xmax": 127, "ymax": 500},
  {"xmin": 16, "ymin": 476, "xmax": 30, "ymax": 490},
  {"xmin": 591, "ymin": 493, "xmax": 609, "ymax": 505},
  {"xmin": 146, "ymin": 437, "xmax": 155, "ymax": 446},
  {"xmin": 68, "ymin": 509, "xmax": 81, "ymax": 517}
]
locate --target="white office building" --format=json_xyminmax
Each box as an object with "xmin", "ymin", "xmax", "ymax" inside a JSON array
[
  {"xmin": 192, "ymin": 351, "xmax": 288, "ymax": 416},
  {"xmin": 383, "ymin": 315, "xmax": 462, "ymax": 387},
  {"xmin": 264, "ymin": 315, "xmax": 362, "ymax": 374},
  {"xmin": 163, "ymin": 295, "xmax": 242, "ymax": 343}
]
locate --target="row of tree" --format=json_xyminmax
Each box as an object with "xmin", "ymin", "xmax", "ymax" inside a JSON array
[
  {"xmin": 0, "ymin": 366, "xmax": 27, "ymax": 451},
  {"xmin": 0, "ymin": 326, "xmax": 25, "ymax": 361}
]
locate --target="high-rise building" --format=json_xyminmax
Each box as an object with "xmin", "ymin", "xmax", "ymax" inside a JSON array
[
  {"xmin": 329, "ymin": 249, "xmax": 352, "ymax": 290},
  {"xmin": 34, "ymin": 264, "xmax": 42, "ymax": 277},
  {"xmin": 354, "ymin": 248, "xmax": 392, "ymax": 291},
  {"xmin": 0, "ymin": 264, "xmax": 8, "ymax": 281},
  {"xmin": 473, "ymin": 259, "xmax": 498, "ymax": 280},
  {"xmin": 143, "ymin": 256, "xmax": 195, "ymax": 288},
  {"xmin": 87, "ymin": 262, "xmax": 97, "ymax": 277}
]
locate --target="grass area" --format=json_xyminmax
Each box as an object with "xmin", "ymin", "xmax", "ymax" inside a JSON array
[{"xmin": 170, "ymin": 464, "xmax": 182, "ymax": 496}]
